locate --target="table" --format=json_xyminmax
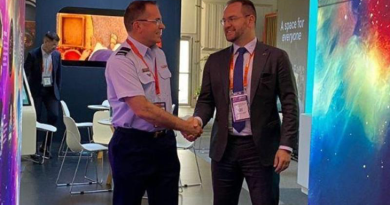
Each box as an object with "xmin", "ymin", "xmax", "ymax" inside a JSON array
[{"xmin": 88, "ymin": 105, "xmax": 110, "ymax": 110}]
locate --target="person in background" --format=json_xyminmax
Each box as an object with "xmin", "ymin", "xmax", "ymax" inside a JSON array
[{"xmin": 25, "ymin": 31, "xmax": 62, "ymax": 159}]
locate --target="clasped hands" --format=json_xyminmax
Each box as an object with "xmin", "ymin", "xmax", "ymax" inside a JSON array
[{"xmin": 181, "ymin": 117, "xmax": 202, "ymax": 142}]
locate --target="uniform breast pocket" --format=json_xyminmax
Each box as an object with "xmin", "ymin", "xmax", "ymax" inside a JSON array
[
  {"xmin": 138, "ymin": 72, "xmax": 155, "ymax": 100},
  {"xmin": 138, "ymin": 72, "xmax": 155, "ymax": 85},
  {"xmin": 158, "ymin": 68, "xmax": 172, "ymax": 80}
]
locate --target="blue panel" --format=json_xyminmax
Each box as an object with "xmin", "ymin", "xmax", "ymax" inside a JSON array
[
  {"xmin": 305, "ymin": 0, "xmax": 318, "ymax": 113},
  {"xmin": 309, "ymin": 0, "xmax": 390, "ymax": 204}
]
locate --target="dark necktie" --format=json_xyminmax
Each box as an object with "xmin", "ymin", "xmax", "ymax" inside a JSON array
[{"xmin": 232, "ymin": 47, "xmax": 247, "ymax": 133}]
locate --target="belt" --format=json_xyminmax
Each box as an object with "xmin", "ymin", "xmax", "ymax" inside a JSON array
[{"xmin": 116, "ymin": 127, "xmax": 172, "ymax": 138}]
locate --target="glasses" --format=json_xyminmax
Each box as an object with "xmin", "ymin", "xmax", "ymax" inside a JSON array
[
  {"xmin": 220, "ymin": 15, "xmax": 251, "ymax": 26},
  {"xmin": 135, "ymin": 19, "xmax": 163, "ymax": 26}
]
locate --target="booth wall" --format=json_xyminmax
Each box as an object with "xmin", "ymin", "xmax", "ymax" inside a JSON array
[
  {"xmin": 309, "ymin": 0, "xmax": 390, "ymax": 204},
  {"xmin": 35, "ymin": 0, "xmax": 181, "ymax": 131},
  {"xmin": 0, "ymin": 0, "xmax": 25, "ymax": 204},
  {"xmin": 276, "ymin": 0, "xmax": 309, "ymax": 111}
]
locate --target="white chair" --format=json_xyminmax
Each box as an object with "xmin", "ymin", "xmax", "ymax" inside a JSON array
[
  {"xmin": 36, "ymin": 122, "xmax": 57, "ymax": 164},
  {"xmin": 58, "ymin": 100, "xmax": 93, "ymax": 156},
  {"xmin": 101, "ymin": 100, "xmax": 110, "ymax": 108},
  {"xmin": 176, "ymin": 131, "xmax": 202, "ymax": 188},
  {"xmin": 56, "ymin": 116, "xmax": 111, "ymax": 194},
  {"xmin": 92, "ymin": 111, "xmax": 113, "ymax": 145}
]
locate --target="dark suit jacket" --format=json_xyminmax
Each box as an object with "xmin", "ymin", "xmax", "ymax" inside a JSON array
[
  {"xmin": 194, "ymin": 42, "xmax": 299, "ymax": 166},
  {"xmin": 24, "ymin": 47, "xmax": 62, "ymax": 100}
]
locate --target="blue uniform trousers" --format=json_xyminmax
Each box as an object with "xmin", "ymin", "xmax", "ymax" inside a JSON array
[{"xmin": 109, "ymin": 128, "xmax": 180, "ymax": 205}]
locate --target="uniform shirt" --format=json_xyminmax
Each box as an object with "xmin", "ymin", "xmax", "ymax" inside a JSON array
[
  {"xmin": 105, "ymin": 36, "xmax": 172, "ymax": 132},
  {"xmin": 41, "ymin": 46, "xmax": 53, "ymax": 86}
]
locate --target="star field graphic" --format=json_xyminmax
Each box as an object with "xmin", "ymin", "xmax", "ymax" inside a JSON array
[
  {"xmin": 309, "ymin": 0, "xmax": 390, "ymax": 204},
  {"xmin": 0, "ymin": 0, "xmax": 24, "ymax": 204}
]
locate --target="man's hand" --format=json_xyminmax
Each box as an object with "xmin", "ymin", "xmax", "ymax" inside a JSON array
[
  {"xmin": 181, "ymin": 117, "xmax": 202, "ymax": 141},
  {"xmin": 273, "ymin": 149, "xmax": 291, "ymax": 174}
]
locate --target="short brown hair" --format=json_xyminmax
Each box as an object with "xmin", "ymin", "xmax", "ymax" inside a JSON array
[
  {"xmin": 124, "ymin": 1, "xmax": 157, "ymax": 32},
  {"xmin": 227, "ymin": 0, "xmax": 257, "ymax": 20},
  {"xmin": 44, "ymin": 31, "xmax": 60, "ymax": 41}
]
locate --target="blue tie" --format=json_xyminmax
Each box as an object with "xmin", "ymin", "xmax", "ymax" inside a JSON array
[{"xmin": 232, "ymin": 47, "xmax": 247, "ymax": 133}]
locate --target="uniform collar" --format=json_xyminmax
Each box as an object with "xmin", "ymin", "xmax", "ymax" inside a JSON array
[
  {"xmin": 232, "ymin": 37, "xmax": 257, "ymax": 55},
  {"xmin": 127, "ymin": 36, "xmax": 157, "ymax": 58}
]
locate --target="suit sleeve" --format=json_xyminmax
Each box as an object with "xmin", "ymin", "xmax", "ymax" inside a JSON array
[
  {"xmin": 194, "ymin": 55, "xmax": 216, "ymax": 127},
  {"xmin": 277, "ymin": 50, "xmax": 299, "ymax": 149},
  {"xmin": 57, "ymin": 54, "xmax": 62, "ymax": 91},
  {"xmin": 24, "ymin": 52, "xmax": 33, "ymax": 80}
]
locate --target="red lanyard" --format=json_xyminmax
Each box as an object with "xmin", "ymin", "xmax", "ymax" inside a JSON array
[
  {"xmin": 229, "ymin": 51, "xmax": 255, "ymax": 90},
  {"xmin": 126, "ymin": 39, "xmax": 160, "ymax": 95}
]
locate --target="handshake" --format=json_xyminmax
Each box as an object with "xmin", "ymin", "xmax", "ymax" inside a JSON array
[{"xmin": 180, "ymin": 116, "xmax": 203, "ymax": 142}]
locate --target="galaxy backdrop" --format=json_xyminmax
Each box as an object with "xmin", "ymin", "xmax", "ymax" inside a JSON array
[
  {"xmin": 0, "ymin": 0, "xmax": 25, "ymax": 204},
  {"xmin": 309, "ymin": 0, "xmax": 390, "ymax": 204}
]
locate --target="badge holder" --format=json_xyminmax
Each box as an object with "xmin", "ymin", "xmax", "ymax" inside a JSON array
[{"xmin": 231, "ymin": 91, "xmax": 250, "ymax": 123}]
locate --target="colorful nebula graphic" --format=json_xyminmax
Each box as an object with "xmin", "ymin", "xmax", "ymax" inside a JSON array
[
  {"xmin": 309, "ymin": 0, "xmax": 390, "ymax": 204},
  {"xmin": 0, "ymin": 0, "xmax": 24, "ymax": 204}
]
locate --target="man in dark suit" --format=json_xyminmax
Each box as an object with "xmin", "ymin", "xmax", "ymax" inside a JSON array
[
  {"xmin": 25, "ymin": 31, "xmax": 62, "ymax": 157},
  {"xmin": 185, "ymin": 0, "xmax": 299, "ymax": 204}
]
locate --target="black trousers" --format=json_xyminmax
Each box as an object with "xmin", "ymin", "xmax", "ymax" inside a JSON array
[
  {"xmin": 212, "ymin": 135, "xmax": 280, "ymax": 205},
  {"xmin": 33, "ymin": 86, "xmax": 59, "ymax": 147},
  {"xmin": 109, "ymin": 128, "xmax": 180, "ymax": 205}
]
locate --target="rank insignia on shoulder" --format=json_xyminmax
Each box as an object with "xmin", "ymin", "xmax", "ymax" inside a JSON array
[{"xmin": 116, "ymin": 47, "xmax": 131, "ymax": 56}]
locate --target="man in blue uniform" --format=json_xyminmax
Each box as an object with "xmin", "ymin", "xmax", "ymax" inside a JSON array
[{"xmin": 105, "ymin": 1, "xmax": 202, "ymax": 205}]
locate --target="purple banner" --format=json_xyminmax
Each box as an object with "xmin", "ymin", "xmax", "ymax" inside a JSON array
[{"xmin": 0, "ymin": 0, "xmax": 25, "ymax": 204}]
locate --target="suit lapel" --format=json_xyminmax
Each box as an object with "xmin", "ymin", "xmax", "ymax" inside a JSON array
[
  {"xmin": 221, "ymin": 46, "xmax": 233, "ymax": 104},
  {"xmin": 250, "ymin": 42, "xmax": 269, "ymax": 106},
  {"xmin": 51, "ymin": 52, "xmax": 57, "ymax": 75},
  {"xmin": 37, "ymin": 48, "xmax": 43, "ymax": 73}
]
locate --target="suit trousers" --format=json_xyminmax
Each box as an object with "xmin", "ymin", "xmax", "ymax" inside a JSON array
[
  {"xmin": 212, "ymin": 135, "xmax": 280, "ymax": 205},
  {"xmin": 108, "ymin": 128, "xmax": 180, "ymax": 205},
  {"xmin": 34, "ymin": 86, "xmax": 59, "ymax": 147}
]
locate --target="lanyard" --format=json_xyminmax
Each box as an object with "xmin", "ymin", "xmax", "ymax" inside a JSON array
[
  {"xmin": 229, "ymin": 51, "xmax": 255, "ymax": 90},
  {"xmin": 126, "ymin": 39, "xmax": 161, "ymax": 95}
]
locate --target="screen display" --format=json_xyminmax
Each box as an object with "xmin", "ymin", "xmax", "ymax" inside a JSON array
[
  {"xmin": 56, "ymin": 12, "xmax": 127, "ymax": 63},
  {"xmin": 22, "ymin": 80, "xmax": 31, "ymax": 106}
]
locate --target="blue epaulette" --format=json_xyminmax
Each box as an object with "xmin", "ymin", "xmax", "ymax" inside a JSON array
[{"xmin": 116, "ymin": 47, "xmax": 131, "ymax": 56}]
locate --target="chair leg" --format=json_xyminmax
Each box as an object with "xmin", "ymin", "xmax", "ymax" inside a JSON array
[
  {"xmin": 41, "ymin": 131, "xmax": 50, "ymax": 163},
  {"xmin": 83, "ymin": 154, "xmax": 91, "ymax": 181},
  {"xmin": 179, "ymin": 178, "xmax": 183, "ymax": 193},
  {"xmin": 87, "ymin": 127, "xmax": 93, "ymax": 142},
  {"xmin": 56, "ymin": 147, "xmax": 69, "ymax": 186},
  {"xmin": 70, "ymin": 153, "xmax": 83, "ymax": 194},
  {"xmin": 70, "ymin": 151, "xmax": 112, "ymax": 195},
  {"xmin": 49, "ymin": 132, "xmax": 54, "ymax": 154},
  {"xmin": 193, "ymin": 147, "xmax": 203, "ymax": 184},
  {"xmin": 58, "ymin": 131, "xmax": 66, "ymax": 156},
  {"xmin": 179, "ymin": 148, "xmax": 202, "ymax": 188}
]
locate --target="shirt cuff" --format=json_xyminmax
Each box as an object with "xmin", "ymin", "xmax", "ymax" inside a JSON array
[
  {"xmin": 279, "ymin": 146, "xmax": 293, "ymax": 153},
  {"xmin": 194, "ymin": 116, "xmax": 203, "ymax": 127}
]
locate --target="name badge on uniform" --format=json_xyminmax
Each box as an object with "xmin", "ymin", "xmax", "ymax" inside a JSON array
[
  {"xmin": 42, "ymin": 76, "xmax": 52, "ymax": 87},
  {"xmin": 231, "ymin": 92, "xmax": 250, "ymax": 122}
]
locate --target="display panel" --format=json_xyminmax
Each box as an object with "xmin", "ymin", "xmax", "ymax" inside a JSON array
[
  {"xmin": 56, "ymin": 8, "xmax": 127, "ymax": 66},
  {"xmin": 0, "ymin": 0, "xmax": 25, "ymax": 204},
  {"xmin": 309, "ymin": 0, "xmax": 390, "ymax": 204}
]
